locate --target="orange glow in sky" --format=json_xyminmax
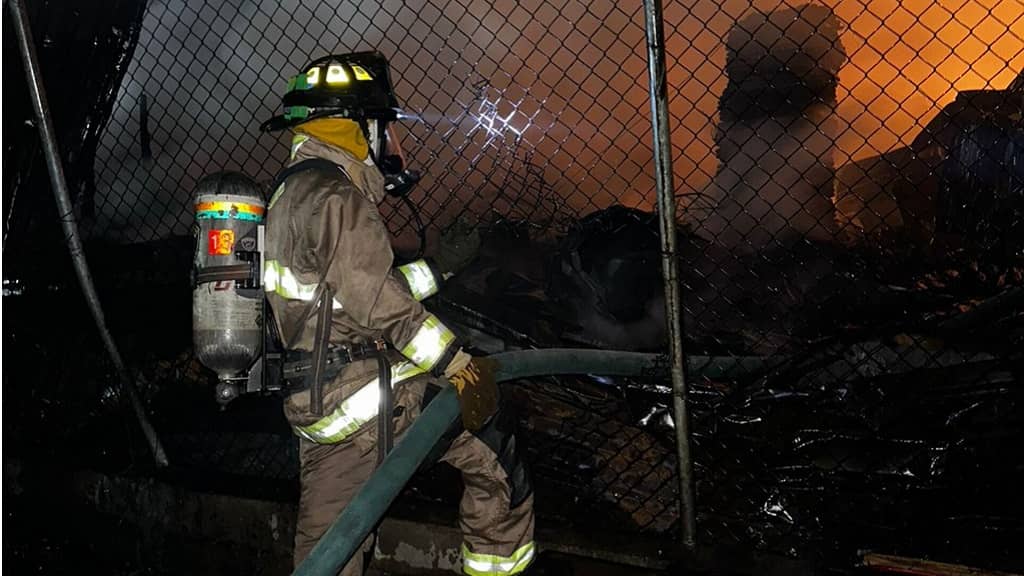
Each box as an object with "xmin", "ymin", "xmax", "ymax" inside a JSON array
[
  {"xmin": 832, "ymin": 0, "xmax": 1024, "ymax": 161},
  {"xmin": 663, "ymin": 0, "xmax": 1023, "ymax": 206}
]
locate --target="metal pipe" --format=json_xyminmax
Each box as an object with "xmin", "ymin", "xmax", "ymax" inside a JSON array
[
  {"xmin": 293, "ymin": 349, "xmax": 768, "ymax": 576},
  {"xmin": 642, "ymin": 0, "xmax": 697, "ymax": 550},
  {"xmin": 7, "ymin": 0, "xmax": 168, "ymax": 468}
]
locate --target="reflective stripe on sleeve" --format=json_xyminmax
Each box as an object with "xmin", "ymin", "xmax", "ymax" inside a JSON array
[
  {"xmin": 293, "ymin": 361, "xmax": 426, "ymax": 444},
  {"xmin": 263, "ymin": 259, "xmax": 342, "ymax": 310},
  {"xmin": 400, "ymin": 314, "xmax": 456, "ymax": 372},
  {"xmin": 396, "ymin": 259, "xmax": 440, "ymax": 301},
  {"xmin": 461, "ymin": 542, "xmax": 535, "ymax": 576}
]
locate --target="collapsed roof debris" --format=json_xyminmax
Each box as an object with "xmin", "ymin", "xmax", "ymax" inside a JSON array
[
  {"xmin": 428, "ymin": 203, "xmax": 1022, "ymax": 569},
  {"xmin": 835, "ymin": 75, "xmax": 1024, "ymax": 255}
]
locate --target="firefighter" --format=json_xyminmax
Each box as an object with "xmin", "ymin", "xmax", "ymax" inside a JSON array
[{"xmin": 259, "ymin": 52, "xmax": 535, "ymax": 576}]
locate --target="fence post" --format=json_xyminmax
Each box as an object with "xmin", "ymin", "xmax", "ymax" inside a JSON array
[
  {"xmin": 6, "ymin": 0, "xmax": 168, "ymax": 467},
  {"xmin": 641, "ymin": 0, "xmax": 697, "ymax": 551}
]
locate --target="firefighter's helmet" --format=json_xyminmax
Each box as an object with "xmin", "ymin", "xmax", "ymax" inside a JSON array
[
  {"xmin": 260, "ymin": 51, "xmax": 401, "ymax": 131},
  {"xmin": 261, "ymin": 51, "xmax": 418, "ymax": 196}
]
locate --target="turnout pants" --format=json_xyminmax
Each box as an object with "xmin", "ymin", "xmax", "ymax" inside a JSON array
[{"xmin": 292, "ymin": 378, "xmax": 535, "ymax": 576}]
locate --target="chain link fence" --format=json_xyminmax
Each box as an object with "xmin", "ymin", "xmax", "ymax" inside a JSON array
[
  {"xmin": 88, "ymin": 0, "xmax": 659, "ymax": 245},
  {"xmin": 5, "ymin": 0, "xmax": 1023, "ymax": 573}
]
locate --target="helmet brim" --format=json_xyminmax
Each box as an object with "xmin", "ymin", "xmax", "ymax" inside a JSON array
[
  {"xmin": 262, "ymin": 51, "xmax": 403, "ymax": 133},
  {"xmin": 259, "ymin": 107, "xmax": 404, "ymax": 133}
]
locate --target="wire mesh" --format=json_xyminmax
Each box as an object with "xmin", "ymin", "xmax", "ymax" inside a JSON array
[
  {"xmin": 5, "ymin": 0, "xmax": 1023, "ymax": 573},
  {"xmin": 87, "ymin": 0, "xmax": 659, "ymax": 245}
]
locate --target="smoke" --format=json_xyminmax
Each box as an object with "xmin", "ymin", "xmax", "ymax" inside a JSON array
[
  {"xmin": 667, "ymin": 0, "xmax": 1022, "ymax": 210},
  {"xmin": 691, "ymin": 4, "xmax": 845, "ymax": 251},
  {"xmin": 91, "ymin": 0, "xmax": 1023, "ymax": 243}
]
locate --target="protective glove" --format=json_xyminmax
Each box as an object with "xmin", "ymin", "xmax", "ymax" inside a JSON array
[
  {"xmin": 446, "ymin": 354, "xmax": 499, "ymax": 432},
  {"xmin": 433, "ymin": 218, "xmax": 481, "ymax": 278}
]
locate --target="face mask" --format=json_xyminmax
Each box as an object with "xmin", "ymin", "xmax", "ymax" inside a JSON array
[{"xmin": 368, "ymin": 120, "xmax": 421, "ymax": 197}]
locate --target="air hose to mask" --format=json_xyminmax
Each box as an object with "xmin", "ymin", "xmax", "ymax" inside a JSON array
[
  {"xmin": 376, "ymin": 149, "xmax": 426, "ymax": 260},
  {"xmin": 292, "ymin": 349, "xmax": 774, "ymax": 576},
  {"xmin": 397, "ymin": 193, "xmax": 427, "ymax": 260}
]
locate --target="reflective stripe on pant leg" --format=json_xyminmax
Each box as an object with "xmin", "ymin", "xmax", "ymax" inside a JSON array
[
  {"xmin": 461, "ymin": 542, "xmax": 536, "ymax": 576},
  {"xmin": 441, "ymin": 431, "xmax": 535, "ymax": 576}
]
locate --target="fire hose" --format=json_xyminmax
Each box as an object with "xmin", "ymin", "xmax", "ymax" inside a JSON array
[{"xmin": 293, "ymin": 348, "xmax": 771, "ymax": 576}]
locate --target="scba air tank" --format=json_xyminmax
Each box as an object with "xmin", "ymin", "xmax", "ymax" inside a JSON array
[{"xmin": 192, "ymin": 172, "xmax": 265, "ymax": 383}]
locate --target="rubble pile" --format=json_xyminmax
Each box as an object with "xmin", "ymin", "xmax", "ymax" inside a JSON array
[{"xmin": 430, "ymin": 200, "xmax": 1022, "ymax": 570}]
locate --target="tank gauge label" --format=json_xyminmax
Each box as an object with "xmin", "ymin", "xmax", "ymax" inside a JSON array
[{"xmin": 208, "ymin": 229, "xmax": 236, "ymax": 255}]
